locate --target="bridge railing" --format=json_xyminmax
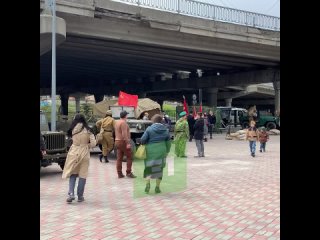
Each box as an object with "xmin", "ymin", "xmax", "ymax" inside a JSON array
[{"xmin": 113, "ymin": 0, "xmax": 280, "ymax": 31}]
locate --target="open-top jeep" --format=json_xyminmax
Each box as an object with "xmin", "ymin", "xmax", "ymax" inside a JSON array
[{"xmin": 40, "ymin": 111, "xmax": 68, "ymax": 170}]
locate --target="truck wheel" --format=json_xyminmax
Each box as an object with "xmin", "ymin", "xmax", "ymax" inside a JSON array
[
  {"xmin": 59, "ymin": 162, "xmax": 65, "ymax": 170},
  {"xmin": 266, "ymin": 122, "xmax": 276, "ymax": 130},
  {"xmin": 242, "ymin": 122, "xmax": 249, "ymax": 129}
]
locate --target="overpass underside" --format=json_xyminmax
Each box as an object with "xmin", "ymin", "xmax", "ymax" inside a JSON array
[{"xmin": 40, "ymin": 0, "xmax": 280, "ymax": 113}]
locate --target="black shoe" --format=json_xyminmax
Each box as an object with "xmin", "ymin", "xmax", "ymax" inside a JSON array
[
  {"xmin": 66, "ymin": 195, "xmax": 75, "ymax": 203},
  {"xmin": 104, "ymin": 156, "xmax": 109, "ymax": 163},
  {"xmin": 260, "ymin": 150, "xmax": 262, "ymax": 153},
  {"xmin": 77, "ymin": 196, "xmax": 85, "ymax": 202},
  {"xmin": 145, "ymin": 183, "xmax": 150, "ymax": 193},
  {"xmin": 155, "ymin": 186, "xmax": 161, "ymax": 194},
  {"xmin": 252, "ymin": 153, "xmax": 255, "ymax": 157},
  {"xmin": 99, "ymin": 154, "xmax": 103, "ymax": 163},
  {"xmin": 126, "ymin": 173, "xmax": 137, "ymax": 178},
  {"xmin": 263, "ymin": 149, "xmax": 266, "ymax": 152},
  {"xmin": 118, "ymin": 173, "xmax": 125, "ymax": 178}
]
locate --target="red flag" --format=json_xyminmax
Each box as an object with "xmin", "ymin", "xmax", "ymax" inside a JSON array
[
  {"xmin": 118, "ymin": 91, "xmax": 138, "ymax": 108},
  {"xmin": 199, "ymin": 104, "xmax": 203, "ymax": 113},
  {"xmin": 193, "ymin": 105, "xmax": 197, "ymax": 119},
  {"xmin": 183, "ymin": 96, "xmax": 189, "ymax": 115}
]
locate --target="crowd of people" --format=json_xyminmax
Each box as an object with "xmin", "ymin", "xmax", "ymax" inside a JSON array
[{"xmin": 40, "ymin": 109, "xmax": 270, "ymax": 203}]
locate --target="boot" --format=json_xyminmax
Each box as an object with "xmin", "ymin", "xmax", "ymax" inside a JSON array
[
  {"xmin": 145, "ymin": 183, "xmax": 150, "ymax": 193},
  {"xmin": 155, "ymin": 186, "xmax": 161, "ymax": 193},
  {"xmin": 99, "ymin": 154, "xmax": 103, "ymax": 163},
  {"xmin": 104, "ymin": 156, "xmax": 109, "ymax": 163}
]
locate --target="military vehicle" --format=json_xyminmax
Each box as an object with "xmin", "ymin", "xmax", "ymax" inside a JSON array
[
  {"xmin": 40, "ymin": 111, "xmax": 68, "ymax": 170},
  {"xmin": 239, "ymin": 110, "xmax": 279, "ymax": 130},
  {"xmin": 92, "ymin": 98, "xmax": 161, "ymax": 157}
]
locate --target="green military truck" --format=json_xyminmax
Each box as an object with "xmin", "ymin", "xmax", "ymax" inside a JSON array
[
  {"xmin": 40, "ymin": 111, "xmax": 68, "ymax": 170},
  {"xmin": 239, "ymin": 110, "xmax": 279, "ymax": 130}
]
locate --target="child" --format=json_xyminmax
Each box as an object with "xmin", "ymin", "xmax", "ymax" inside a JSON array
[
  {"xmin": 259, "ymin": 127, "xmax": 269, "ymax": 152},
  {"xmin": 245, "ymin": 120, "xmax": 259, "ymax": 157}
]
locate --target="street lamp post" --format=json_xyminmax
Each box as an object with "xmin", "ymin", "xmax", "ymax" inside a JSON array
[{"xmin": 51, "ymin": 0, "xmax": 57, "ymax": 131}]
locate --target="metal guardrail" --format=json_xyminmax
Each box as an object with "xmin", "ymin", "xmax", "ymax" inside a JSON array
[{"xmin": 114, "ymin": 0, "xmax": 280, "ymax": 31}]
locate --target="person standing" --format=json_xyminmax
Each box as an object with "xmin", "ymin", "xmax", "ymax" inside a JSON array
[
  {"xmin": 194, "ymin": 112, "xmax": 205, "ymax": 157},
  {"xmin": 62, "ymin": 114, "xmax": 97, "ymax": 203},
  {"xmin": 96, "ymin": 110, "xmax": 115, "ymax": 163},
  {"xmin": 245, "ymin": 120, "xmax": 260, "ymax": 157},
  {"xmin": 40, "ymin": 131, "xmax": 46, "ymax": 156},
  {"xmin": 203, "ymin": 113, "xmax": 209, "ymax": 142},
  {"xmin": 142, "ymin": 112, "xmax": 149, "ymax": 120},
  {"xmin": 187, "ymin": 112, "xmax": 196, "ymax": 142},
  {"xmin": 207, "ymin": 111, "xmax": 216, "ymax": 139},
  {"xmin": 114, "ymin": 110, "xmax": 136, "ymax": 178},
  {"xmin": 259, "ymin": 127, "xmax": 269, "ymax": 152},
  {"xmin": 174, "ymin": 111, "xmax": 189, "ymax": 158},
  {"xmin": 141, "ymin": 114, "xmax": 171, "ymax": 194}
]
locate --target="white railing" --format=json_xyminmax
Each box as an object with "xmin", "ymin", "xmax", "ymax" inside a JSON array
[{"xmin": 114, "ymin": 0, "xmax": 280, "ymax": 31}]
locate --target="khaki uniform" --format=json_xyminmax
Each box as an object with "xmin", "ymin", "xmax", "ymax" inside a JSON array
[{"xmin": 96, "ymin": 117, "xmax": 116, "ymax": 156}]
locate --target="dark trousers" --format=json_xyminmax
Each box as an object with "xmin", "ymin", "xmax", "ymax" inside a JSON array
[
  {"xmin": 189, "ymin": 134, "xmax": 193, "ymax": 141},
  {"xmin": 208, "ymin": 124, "xmax": 213, "ymax": 138},
  {"xmin": 115, "ymin": 140, "xmax": 132, "ymax": 175}
]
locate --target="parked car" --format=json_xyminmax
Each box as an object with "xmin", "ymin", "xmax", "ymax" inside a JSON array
[{"xmin": 40, "ymin": 111, "xmax": 68, "ymax": 170}]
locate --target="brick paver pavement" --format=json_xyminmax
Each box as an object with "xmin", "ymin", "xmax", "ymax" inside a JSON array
[{"xmin": 40, "ymin": 134, "xmax": 280, "ymax": 240}]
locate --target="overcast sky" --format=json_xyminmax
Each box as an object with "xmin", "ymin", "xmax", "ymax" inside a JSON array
[{"xmin": 198, "ymin": 0, "xmax": 280, "ymax": 17}]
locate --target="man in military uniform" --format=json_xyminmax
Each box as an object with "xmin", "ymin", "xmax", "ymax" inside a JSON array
[{"xmin": 96, "ymin": 110, "xmax": 116, "ymax": 163}]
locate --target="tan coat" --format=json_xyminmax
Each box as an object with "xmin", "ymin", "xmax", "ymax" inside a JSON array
[
  {"xmin": 62, "ymin": 123, "xmax": 96, "ymax": 179},
  {"xmin": 246, "ymin": 127, "xmax": 260, "ymax": 141}
]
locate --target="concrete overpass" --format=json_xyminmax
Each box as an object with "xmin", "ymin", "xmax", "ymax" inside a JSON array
[{"xmin": 40, "ymin": 0, "xmax": 280, "ymax": 115}]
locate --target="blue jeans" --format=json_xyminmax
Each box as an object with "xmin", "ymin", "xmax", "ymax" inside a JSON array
[
  {"xmin": 195, "ymin": 140, "xmax": 204, "ymax": 156},
  {"xmin": 260, "ymin": 142, "xmax": 266, "ymax": 151},
  {"xmin": 249, "ymin": 141, "xmax": 256, "ymax": 154},
  {"xmin": 69, "ymin": 174, "xmax": 86, "ymax": 197}
]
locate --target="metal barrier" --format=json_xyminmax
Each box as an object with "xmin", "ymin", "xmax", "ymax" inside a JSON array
[{"xmin": 114, "ymin": 0, "xmax": 280, "ymax": 31}]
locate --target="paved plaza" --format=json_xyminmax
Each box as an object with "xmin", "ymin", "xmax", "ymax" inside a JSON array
[{"xmin": 40, "ymin": 134, "xmax": 280, "ymax": 240}]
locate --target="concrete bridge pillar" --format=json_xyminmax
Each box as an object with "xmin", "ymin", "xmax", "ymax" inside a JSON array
[
  {"xmin": 207, "ymin": 88, "xmax": 219, "ymax": 108},
  {"xmin": 60, "ymin": 93, "xmax": 69, "ymax": 116},
  {"xmin": 75, "ymin": 96, "xmax": 81, "ymax": 113},
  {"xmin": 273, "ymin": 81, "xmax": 280, "ymax": 114},
  {"xmin": 139, "ymin": 92, "xmax": 147, "ymax": 98},
  {"xmin": 157, "ymin": 99, "xmax": 164, "ymax": 111},
  {"xmin": 225, "ymin": 98, "xmax": 232, "ymax": 107},
  {"xmin": 94, "ymin": 94, "xmax": 104, "ymax": 103}
]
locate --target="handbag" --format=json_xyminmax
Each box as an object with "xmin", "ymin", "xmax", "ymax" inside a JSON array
[
  {"xmin": 134, "ymin": 144, "xmax": 146, "ymax": 160},
  {"xmin": 96, "ymin": 127, "xmax": 104, "ymax": 144}
]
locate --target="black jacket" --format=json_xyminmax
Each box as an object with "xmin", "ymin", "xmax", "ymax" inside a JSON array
[
  {"xmin": 207, "ymin": 114, "xmax": 216, "ymax": 125},
  {"xmin": 187, "ymin": 115, "xmax": 196, "ymax": 133},
  {"xmin": 194, "ymin": 118, "xmax": 204, "ymax": 140}
]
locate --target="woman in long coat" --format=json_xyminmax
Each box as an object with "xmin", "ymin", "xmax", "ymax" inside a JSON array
[
  {"xmin": 140, "ymin": 114, "xmax": 171, "ymax": 193},
  {"xmin": 174, "ymin": 111, "xmax": 189, "ymax": 158},
  {"xmin": 62, "ymin": 114, "xmax": 96, "ymax": 203}
]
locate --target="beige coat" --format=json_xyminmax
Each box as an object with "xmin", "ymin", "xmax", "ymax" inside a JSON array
[
  {"xmin": 62, "ymin": 123, "xmax": 96, "ymax": 179},
  {"xmin": 246, "ymin": 127, "xmax": 260, "ymax": 141}
]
